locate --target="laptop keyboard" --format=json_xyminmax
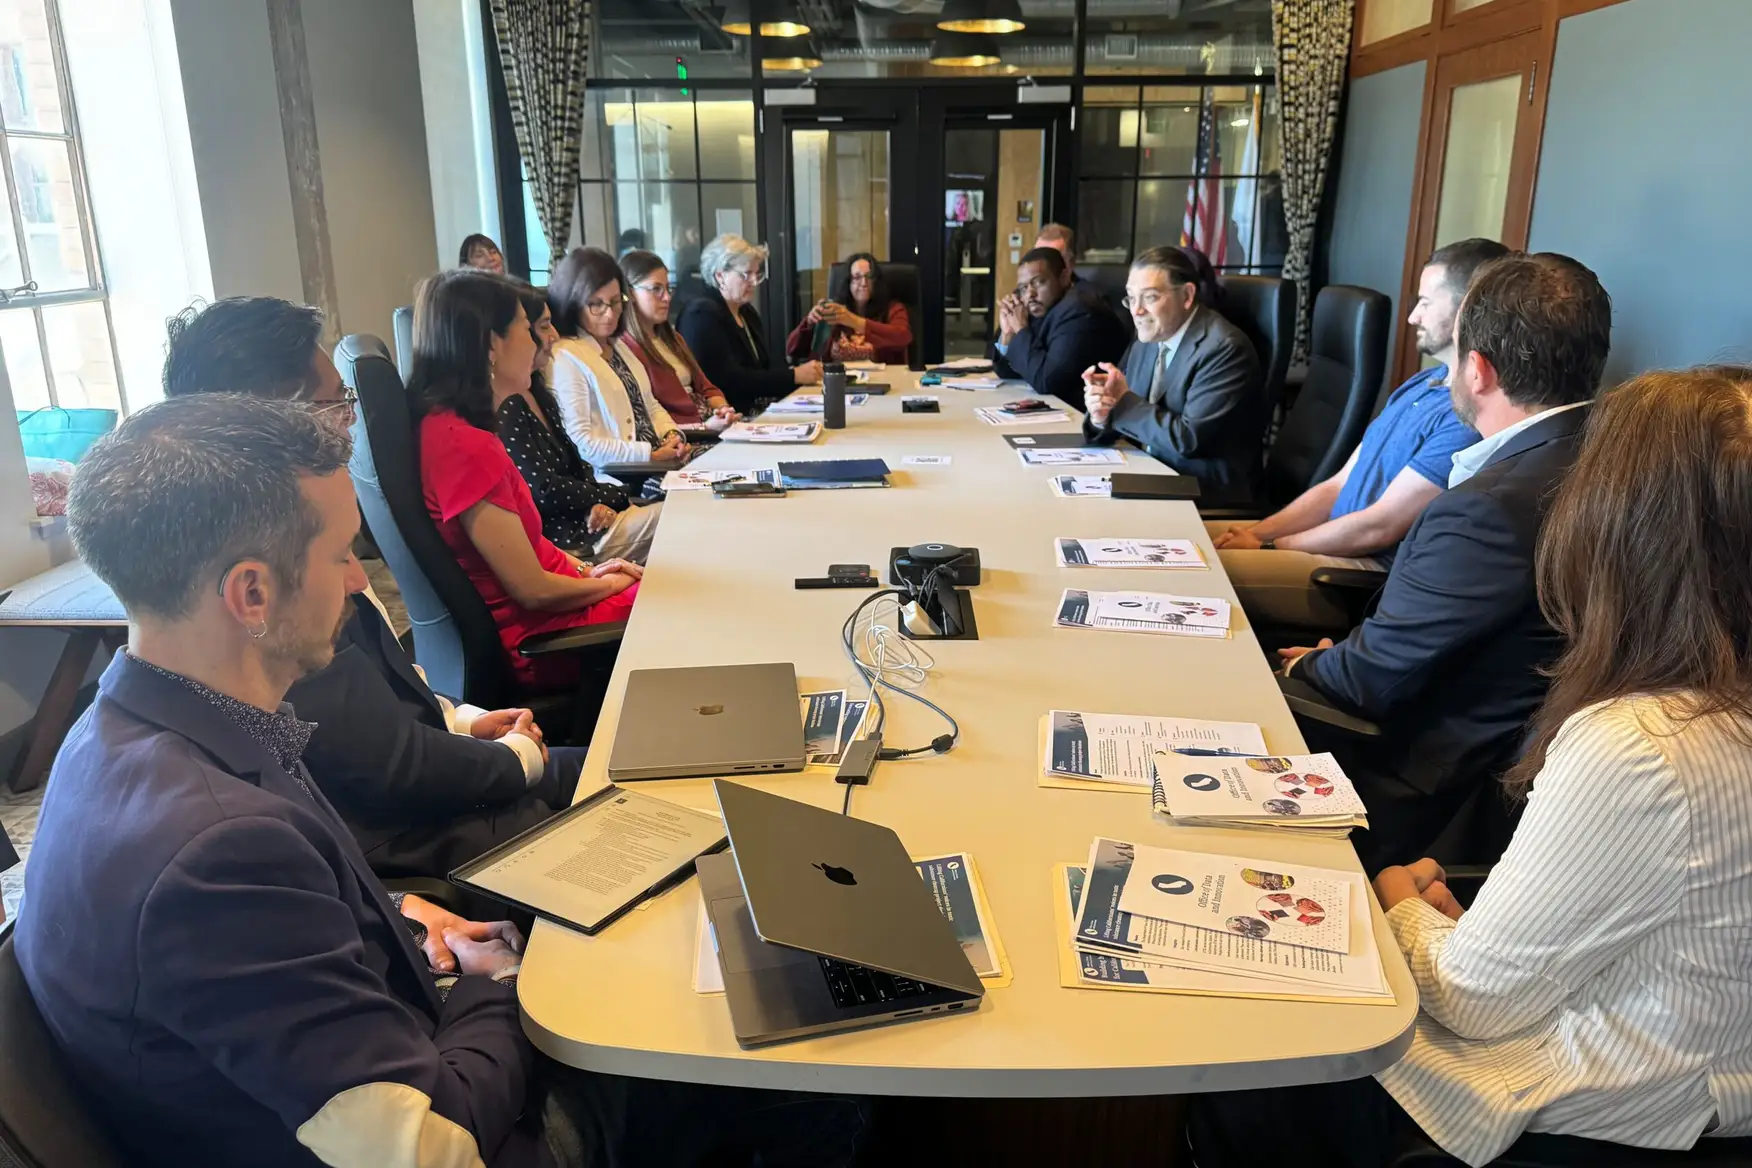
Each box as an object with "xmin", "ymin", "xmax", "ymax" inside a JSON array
[{"xmin": 819, "ymin": 957, "xmax": 936, "ymax": 1008}]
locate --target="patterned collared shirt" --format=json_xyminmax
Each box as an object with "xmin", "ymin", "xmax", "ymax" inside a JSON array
[{"xmin": 129, "ymin": 653, "xmax": 317, "ymax": 791}]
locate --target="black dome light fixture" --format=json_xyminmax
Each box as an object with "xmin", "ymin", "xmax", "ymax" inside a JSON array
[
  {"xmin": 937, "ymin": 0, "xmax": 1026, "ymax": 35},
  {"xmin": 930, "ymin": 30, "xmax": 1004, "ymax": 68}
]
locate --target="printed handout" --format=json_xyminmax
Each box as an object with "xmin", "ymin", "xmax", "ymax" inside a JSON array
[
  {"xmin": 1056, "ymin": 538, "xmax": 1206, "ymax": 570},
  {"xmin": 1041, "ymin": 709, "xmax": 1267, "ymax": 789},
  {"xmin": 1049, "ymin": 475, "xmax": 1112, "ymax": 497}
]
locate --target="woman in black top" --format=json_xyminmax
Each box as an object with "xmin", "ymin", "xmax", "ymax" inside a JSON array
[
  {"xmin": 495, "ymin": 282, "xmax": 661, "ymax": 563},
  {"xmin": 674, "ymin": 233, "xmax": 821, "ymax": 414}
]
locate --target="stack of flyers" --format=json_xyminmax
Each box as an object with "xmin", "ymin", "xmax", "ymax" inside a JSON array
[
  {"xmin": 944, "ymin": 376, "xmax": 1004, "ymax": 390},
  {"xmin": 974, "ymin": 403, "xmax": 1070, "ymax": 425},
  {"xmin": 799, "ymin": 690, "xmax": 870, "ymax": 769},
  {"xmin": 718, "ymin": 421, "xmax": 821, "ymax": 443},
  {"xmin": 1018, "ymin": 447, "xmax": 1125, "ymax": 466},
  {"xmin": 1037, "ymin": 709, "xmax": 1267, "ymax": 793},
  {"xmin": 1055, "ymin": 538, "xmax": 1207, "ymax": 570},
  {"xmin": 1151, "ymin": 751, "xmax": 1369, "ymax": 835},
  {"xmin": 1066, "ymin": 838, "xmax": 1391, "ymax": 1000},
  {"xmin": 1053, "ymin": 590, "xmax": 1232, "ymax": 638},
  {"xmin": 697, "ymin": 851, "xmax": 1012, "ymax": 992},
  {"xmin": 659, "ymin": 467, "xmax": 777, "ymax": 492},
  {"xmin": 765, "ymin": 393, "xmax": 869, "ymax": 414},
  {"xmin": 1049, "ymin": 475, "xmax": 1112, "ymax": 497}
]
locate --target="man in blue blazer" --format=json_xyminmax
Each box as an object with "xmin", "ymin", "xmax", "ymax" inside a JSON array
[
  {"xmin": 1079, "ymin": 246, "xmax": 1265, "ymax": 506},
  {"xmin": 1281, "ymin": 253, "xmax": 1612, "ymax": 871},
  {"xmin": 990, "ymin": 246, "xmax": 1129, "ymax": 408},
  {"xmin": 17, "ymin": 395, "xmax": 859, "ymax": 1167}
]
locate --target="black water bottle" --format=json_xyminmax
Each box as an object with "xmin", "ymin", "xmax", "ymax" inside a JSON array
[{"xmin": 823, "ymin": 362, "xmax": 848, "ymax": 430}]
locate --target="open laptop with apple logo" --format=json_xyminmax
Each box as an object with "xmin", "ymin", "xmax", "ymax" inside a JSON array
[{"xmin": 698, "ymin": 780, "xmax": 984, "ymax": 1047}]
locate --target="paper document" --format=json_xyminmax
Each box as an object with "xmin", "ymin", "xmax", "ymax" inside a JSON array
[
  {"xmin": 719, "ymin": 422, "xmax": 821, "ymax": 443},
  {"xmin": 660, "ymin": 467, "xmax": 777, "ymax": 492},
  {"xmin": 1049, "ymin": 475, "xmax": 1112, "ymax": 497},
  {"xmin": 913, "ymin": 853, "xmax": 1006, "ymax": 980},
  {"xmin": 1115, "ymin": 842, "xmax": 1354, "ymax": 954},
  {"xmin": 1041, "ymin": 709, "xmax": 1267, "ymax": 789},
  {"xmin": 1056, "ymin": 538, "xmax": 1206, "ymax": 570},
  {"xmin": 1152, "ymin": 751, "xmax": 1370, "ymax": 833},
  {"xmin": 1054, "ymin": 590, "xmax": 1232, "ymax": 638},
  {"xmin": 1071, "ymin": 838, "xmax": 1388, "ymax": 996},
  {"xmin": 946, "ymin": 377, "xmax": 1004, "ymax": 391},
  {"xmin": 799, "ymin": 690, "xmax": 847, "ymax": 769},
  {"xmin": 1018, "ymin": 448, "xmax": 1125, "ymax": 466},
  {"xmin": 975, "ymin": 404, "xmax": 1069, "ymax": 425},
  {"xmin": 903, "ymin": 455, "xmax": 952, "ymax": 466},
  {"xmin": 765, "ymin": 393, "xmax": 869, "ymax": 414}
]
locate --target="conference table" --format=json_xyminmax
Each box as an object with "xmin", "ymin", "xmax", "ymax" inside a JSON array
[{"xmin": 517, "ymin": 372, "xmax": 1418, "ymax": 1098}]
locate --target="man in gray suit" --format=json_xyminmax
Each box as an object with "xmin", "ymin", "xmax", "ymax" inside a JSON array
[{"xmin": 1080, "ymin": 246, "xmax": 1265, "ymax": 506}]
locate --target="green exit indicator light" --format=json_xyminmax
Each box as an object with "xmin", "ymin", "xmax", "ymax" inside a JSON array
[{"xmin": 676, "ymin": 57, "xmax": 688, "ymax": 95}]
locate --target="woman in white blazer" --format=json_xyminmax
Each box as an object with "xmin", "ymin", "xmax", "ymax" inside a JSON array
[
  {"xmin": 1190, "ymin": 367, "xmax": 1752, "ymax": 1167},
  {"xmin": 546, "ymin": 246, "xmax": 690, "ymax": 469}
]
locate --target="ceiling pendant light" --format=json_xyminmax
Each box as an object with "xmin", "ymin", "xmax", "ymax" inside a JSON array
[
  {"xmin": 761, "ymin": 53, "xmax": 823, "ymax": 71},
  {"xmin": 720, "ymin": 0, "xmax": 752, "ymax": 36},
  {"xmin": 721, "ymin": 0, "xmax": 812, "ymax": 38},
  {"xmin": 937, "ymin": 0, "xmax": 1026, "ymax": 35},
  {"xmin": 930, "ymin": 31, "xmax": 1003, "ymax": 68}
]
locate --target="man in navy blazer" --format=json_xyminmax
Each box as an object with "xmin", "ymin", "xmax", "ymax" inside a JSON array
[
  {"xmin": 17, "ymin": 395, "xmax": 860, "ymax": 1166},
  {"xmin": 990, "ymin": 246, "xmax": 1129, "ymax": 408},
  {"xmin": 1281, "ymin": 253, "xmax": 1612, "ymax": 871},
  {"xmin": 1079, "ymin": 246, "xmax": 1265, "ymax": 506}
]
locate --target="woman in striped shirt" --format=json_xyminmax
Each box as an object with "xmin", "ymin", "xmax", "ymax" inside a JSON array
[{"xmin": 1190, "ymin": 366, "xmax": 1752, "ymax": 1166}]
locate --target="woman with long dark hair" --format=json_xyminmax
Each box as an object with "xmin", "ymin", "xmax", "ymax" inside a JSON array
[
  {"xmin": 785, "ymin": 252, "xmax": 913, "ymax": 366},
  {"xmin": 408, "ymin": 269, "xmax": 640, "ymax": 686},
  {"xmin": 458, "ymin": 233, "xmax": 505, "ymax": 274},
  {"xmin": 1190, "ymin": 367, "xmax": 1752, "ymax": 1165},
  {"xmin": 619, "ymin": 249, "xmax": 739, "ymax": 432},
  {"xmin": 494, "ymin": 281, "xmax": 660, "ymax": 562}
]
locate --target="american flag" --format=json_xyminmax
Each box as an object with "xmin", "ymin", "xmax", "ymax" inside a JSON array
[{"xmin": 1181, "ymin": 92, "xmax": 1227, "ymax": 266}]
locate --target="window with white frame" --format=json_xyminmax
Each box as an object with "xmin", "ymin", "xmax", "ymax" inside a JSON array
[{"xmin": 0, "ymin": 0, "xmax": 125, "ymax": 416}]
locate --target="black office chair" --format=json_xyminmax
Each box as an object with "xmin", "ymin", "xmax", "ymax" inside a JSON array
[
  {"xmin": 1073, "ymin": 263, "xmax": 1131, "ymax": 320},
  {"xmin": 391, "ymin": 304, "xmax": 414, "ymax": 381},
  {"xmin": 826, "ymin": 261, "xmax": 924, "ymax": 369},
  {"xmin": 1218, "ymin": 275, "xmax": 1296, "ymax": 423},
  {"xmin": 0, "ymin": 920, "xmax": 129, "ymax": 1168},
  {"xmin": 335, "ymin": 334, "xmax": 624, "ymax": 722},
  {"xmin": 1393, "ymin": 1132, "xmax": 1752, "ymax": 1167}
]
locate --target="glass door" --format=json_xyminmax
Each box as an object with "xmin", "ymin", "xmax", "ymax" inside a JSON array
[
  {"xmin": 789, "ymin": 127, "xmax": 891, "ymax": 319},
  {"xmin": 940, "ymin": 125, "xmax": 1049, "ymax": 358}
]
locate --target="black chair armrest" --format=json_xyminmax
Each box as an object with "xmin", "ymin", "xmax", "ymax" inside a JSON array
[
  {"xmin": 600, "ymin": 459, "xmax": 682, "ymax": 479},
  {"xmin": 1309, "ymin": 566, "xmax": 1390, "ymax": 592},
  {"xmin": 517, "ymin": 621, "xmax": 627, "ymax": 657},
  {"xmin": 1197, "ymin": 507, "xmax": 1268, "ymax": 522},
  {"xmin": 1277, "ymin": 675, "xmax": 1383, "ymax": 738}
]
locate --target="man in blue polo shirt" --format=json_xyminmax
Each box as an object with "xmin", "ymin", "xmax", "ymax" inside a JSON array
[{"xmin": 1206, "ymin": 238, "xmax": 1509, "ymax": 633}]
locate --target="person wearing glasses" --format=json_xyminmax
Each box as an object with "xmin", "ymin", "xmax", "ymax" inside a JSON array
[
  {"xmin": 785, "ymin": 252, "xmax": 913, "ymax": 366},
  {"xmin": 547, "ymin": 246, "xmax": 691, "ymax": 473},
  {"xmin": 676, "ymin": 232, "xmax": 822, "ymax": 413},
  {"xmin": 619, "ymin": 249, "xmax": 740, "ymax": 434},
  {"xmin": 1079, "ymin": 245, "xmax": 1265, "ymax": 507},
  {"xmin": 990, "ymin": 245, "xmax": 1129, "ymax": 410},
  {"xmin": 496, "ymin": 281, "xmax": 660, "ymax": 564}
]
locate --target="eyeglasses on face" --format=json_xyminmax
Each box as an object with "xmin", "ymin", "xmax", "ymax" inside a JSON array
[
  {"xmin": 585, "ymin": 296, "xmax": 624, "ymax": 315},
  {"xmin": 306, "ymin": 388, "xmax": 358, "ymax": 416},
  {"xmin": 729, "ymin": 266, "xmax": 766, "ymax": 285},
  {"xmin": 1122, "ymin": 283, "xmax": 1189, "ymax": 311},
  {"xmin": 633, "ymin": 282, "xmax": 673, "ymax": 299},
  {"xmin": 1018, "ymin": 275, "xmax": 1057, "ymax": 296}
]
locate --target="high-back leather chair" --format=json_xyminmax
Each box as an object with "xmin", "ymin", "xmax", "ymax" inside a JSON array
[
  {"xmin": 1073, "ymin": 263, "xmax": 1130, "ymax": 319},
  {"xmin": 1258, "ymin": 285, "xmax": 1389, "ymax": 509},
  {"xmin": 335, "ymin": 334, "xmax": 622, "ymax": 712},
  {"xmin": 827, "ymin": 261, "xmax": 924, "ymax": 369},
  {"xmin": 0, "ymin": 921, "xmax": 129, "ymax": 1168},
  {"xmin": 1218, "ymin": 275, "xmax": 1296, "ymax": 420},
  {"xmin": 391, "ymin": 305, "xmax": 414, "ymax": 381}
]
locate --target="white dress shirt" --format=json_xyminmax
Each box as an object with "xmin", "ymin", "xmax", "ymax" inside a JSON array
[
  {"xmin": 1377, "ymin": 694, "xmax": 1752, "ymax": 1165},
  {"xmin": 1447, "ymin": 399, "xmax": 1589, "ymax": 487}
]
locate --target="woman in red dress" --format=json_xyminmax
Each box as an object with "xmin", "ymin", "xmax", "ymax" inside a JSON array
[{"xmin": 407, "ymin": 268, "xmax": 640, "ymax": 686}]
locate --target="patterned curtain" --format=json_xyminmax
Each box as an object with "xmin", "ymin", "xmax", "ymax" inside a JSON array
[
  {"xmin": 489, "ymin": 0, "xmax": 591, "ymax": 268},
  {"xmin": 1271, "ymin": 0, "xmax": 1355, "ymax": 362}
]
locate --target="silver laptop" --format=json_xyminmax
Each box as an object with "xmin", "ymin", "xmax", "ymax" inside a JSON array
[
  {"xmin": 608, "ymin": 664, "xmax": 806, "ymax": 781},
  {"xmin": 699, "ymin": 780, "xmax": 984, "ymax": 1047}
]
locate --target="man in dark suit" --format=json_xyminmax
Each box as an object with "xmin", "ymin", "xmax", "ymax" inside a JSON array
[
  {"xmin": 1280, "ymin": 253, "xmax": 1612, "ymax": 871},
  {"xmin": 160, "ymin": 296, "xmax": 586, "ymax": 887},
  {"xmin": 1079, "ymin": 245, "xmax": 1266, "ymax": 506},
  {"xmin": 990, "ymin": 246, "xmax": 1129, "ymax": 408}
]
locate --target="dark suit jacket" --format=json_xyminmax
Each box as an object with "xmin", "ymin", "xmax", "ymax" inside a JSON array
[
  {"xmin": 16, "ymin": 652, "xmax": 542, "ymax": 1167},
  {"xmin": 990, "ymin": 283, "xmax": 1129, "ymax": 408},
  {"xmin": 1081, "ymin": 307, "xmax": 1265, "ymax": 506},
  {"xmin": 676, "ymin": 286, "xmax": 792, "ymax": 412},
  {"xmin": 1294, "ymin": 405, "xmax": 1590, "ymax": 869},
  {"xmin": 287, "ymin": 599, "xmax": 556, "ymax": 885}
]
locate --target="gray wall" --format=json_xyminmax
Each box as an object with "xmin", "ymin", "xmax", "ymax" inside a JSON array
[
  {"xmin": 1327, "ymin": 60, "xmax": 1426, "ymax": 344},
  {"xmin": 1529, "ymin": 0, "xmax": 1752, "ymax": 381}
]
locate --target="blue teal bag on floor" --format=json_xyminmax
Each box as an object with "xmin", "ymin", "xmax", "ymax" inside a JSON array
[{"xmin": 16, "ymin": 407, "xmax": 117, "ymax": 462}]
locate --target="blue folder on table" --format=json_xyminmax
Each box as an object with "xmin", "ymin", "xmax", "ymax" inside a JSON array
[{"xmin": 776, "ymin": 458, "xmax": 892, "ymax": 490}]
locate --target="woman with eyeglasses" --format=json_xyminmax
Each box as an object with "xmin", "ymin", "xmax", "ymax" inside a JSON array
[
  {"xmin": 547, "ymin": 246, "xmax": 691, "ymax": 470},
  {"xmin": 785, "ymin": 252, "xmax": 912, "ymax": 366},
  {"xmin": 494, "ymin": 281, "xmax": 661, "ymax": 564},
  {"xmin": 619, "ymin": 249, "xmax": 740, "ymax": 434},
  {"xmin": 676, "ymin": 233, "xmax": 821, "ymax": 413},
  {"xmin": 407, "ymin": 269, "xmax": 640, "ymax": 688}
]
